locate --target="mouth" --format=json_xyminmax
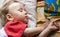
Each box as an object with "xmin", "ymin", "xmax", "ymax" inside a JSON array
[{"xmin": 25, "ymin": 16, "xmax": 28, "ymax": 19}]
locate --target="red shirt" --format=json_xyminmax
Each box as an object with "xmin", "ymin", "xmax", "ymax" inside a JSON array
[{"xmin": 4, "ymin": 20, "xmax": 27, "ymax": 37}]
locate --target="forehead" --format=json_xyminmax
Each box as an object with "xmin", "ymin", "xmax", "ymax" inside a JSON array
[{"xmin": 8, "ymin": 2, "xmax": 25, "ymax": 10}]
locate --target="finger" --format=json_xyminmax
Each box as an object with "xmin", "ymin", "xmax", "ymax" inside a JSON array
[
  {"xmin": 52, "ymin": 25, "xmax": 58, "ymax": 30},
  {"xmin": 43, "ymin": 21, "xmax": 50, "ymax": 28},
  {"xmin": 53, "ymin": 22, "xmax": 59, "ymax": 29},
  {"xmin": 43, "ymin": 21, "xmax": 50, "ymax": 25},
  {"xmin": 49, "ymin": 22, "xmax": 53, "ymax": 26}
]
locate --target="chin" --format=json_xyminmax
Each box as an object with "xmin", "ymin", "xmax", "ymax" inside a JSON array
[{"xmin": 24, "ymin": 20, "xmax": 28, "ymax": 24}]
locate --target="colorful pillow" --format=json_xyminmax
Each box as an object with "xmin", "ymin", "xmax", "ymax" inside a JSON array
[{"xmin": 44, "ymin": 0, "xmax": 60, "ymax": 16}]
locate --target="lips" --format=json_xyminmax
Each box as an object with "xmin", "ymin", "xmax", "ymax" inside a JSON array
[{"xmin": 25, "ymin": 16, "xmax": 28, "ymax": 19}]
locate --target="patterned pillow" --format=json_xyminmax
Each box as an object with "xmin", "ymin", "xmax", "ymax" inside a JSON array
[{"xmin": 44, "ymin": 0, "xmax": 60, "ymax": 16}]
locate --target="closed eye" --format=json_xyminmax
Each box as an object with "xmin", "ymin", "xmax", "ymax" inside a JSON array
[{"xmin": 18, "ymin": 8, "xmax": 23, "ymax": 12}]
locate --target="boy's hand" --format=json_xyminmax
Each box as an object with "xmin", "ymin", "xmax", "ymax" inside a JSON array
[
  {"xmin": 53, "ymin": 22, "xmax": 59, "ymax": 30},
  {"xmin": 41, "ymin": 21, "xmax": 50, "ymax": 30},
  {"xmin": 47, "ymin": 22, "xmax": 59, "ymax": 31}
]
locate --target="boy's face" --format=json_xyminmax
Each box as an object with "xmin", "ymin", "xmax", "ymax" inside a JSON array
[{"xmin": 7, "ymin": 2, "xmax": 28, "ymax": 23}]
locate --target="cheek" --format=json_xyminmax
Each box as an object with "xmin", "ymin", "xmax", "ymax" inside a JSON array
[
  {"xmin": 14, "ymin": 14, "xmax": 25, "ymax": 20},
  {"xmin": 12, "ymin": 12, "xmax": 25, "ymax": 20}
]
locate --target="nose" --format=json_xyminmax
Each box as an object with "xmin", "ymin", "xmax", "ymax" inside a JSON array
[{"xmin": 24, "ymin": 10, "xmax": 28, "ymax": 15}]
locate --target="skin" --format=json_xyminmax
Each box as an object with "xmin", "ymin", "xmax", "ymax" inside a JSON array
[
  {"xmin": 6, "ymin": 2, "xmax": 28, "ymax": 23},
  {"xmin": 37, "ymin": 22, "xmax": 58, "ymax": 37}
]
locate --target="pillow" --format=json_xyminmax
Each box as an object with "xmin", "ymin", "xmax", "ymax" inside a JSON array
[{"xmin": 20, "ymin": 0, "xmax": 36, "ymax": 27}]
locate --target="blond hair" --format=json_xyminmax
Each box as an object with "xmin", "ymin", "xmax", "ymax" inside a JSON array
[{"xmin": 0, "ymin": 0, "xmax": 23, "ymax": 27}]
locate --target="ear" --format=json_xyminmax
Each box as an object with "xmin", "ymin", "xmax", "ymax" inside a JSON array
[{"xmin": 6, "ymin": 14, "xmax": 14, "ymax": 21}]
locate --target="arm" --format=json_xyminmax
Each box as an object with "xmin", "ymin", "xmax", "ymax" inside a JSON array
[
  {"xmin": 37, "ymin": 22, "xmax": 58, "ymax": 37},
  {"xmin": 23, "ymin": 27, "xmax": 44, "ymax": 36},
  {"xmin": 37, "ymin": 27, "xmax": 51, "ymax": 37},
  {"xmin": 23, "ymin": 21, "xmax": 49, "ymax": 36}
]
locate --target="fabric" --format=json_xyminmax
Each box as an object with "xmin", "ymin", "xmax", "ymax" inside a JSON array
[
  {"xmin": 0, "ymin": 18, "xmax": 3, "ymax": 29},
  {"xmin": 36, "ymin": 7, "xmax": 48, "ymax": 27},
  {"xmin": 44, "ymin": 0, "xmax": 60, "ymax": 16},
  {"xmin": 0, "ymin": 0, "xmax": 4, "ymax": 8},
  {"xmin": 4, "ymin": 20, "xmax": 27, "ymax": 37},
  {"xmin": 19, "ymin": 0, "xmax": 36, "ymax": 27},
  {"xmin": 0, "ymin": 27, "xmax": 8, "ymax": 37}
]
